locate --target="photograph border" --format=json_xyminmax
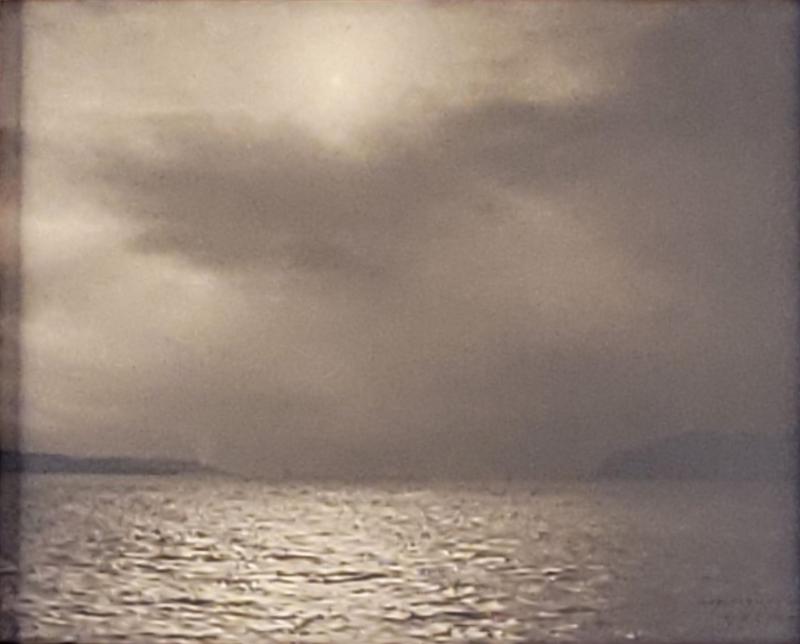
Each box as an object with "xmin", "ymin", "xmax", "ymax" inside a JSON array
[{"xmin": 0, "ymin": 2, "xmax": 798, "ymax": 644}]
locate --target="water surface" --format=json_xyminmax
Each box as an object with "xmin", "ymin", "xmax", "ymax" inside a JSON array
[{"xmin": 9, "ymin": 475, "xmax": 797, "ymax": 642}]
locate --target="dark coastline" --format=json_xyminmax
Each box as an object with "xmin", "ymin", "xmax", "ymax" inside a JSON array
[
  {"xmin": 596, "ymin": 430, "xmax": 795, "ymax": 481},
  {"xmin": 0, "ymin": 450, "xmax": 208, "ymax": 476}
]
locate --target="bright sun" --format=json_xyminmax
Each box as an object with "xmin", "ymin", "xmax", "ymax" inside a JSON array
[
  {"xmin": 298, "ymin": 48, "xmax": 391, "ymax": 148},
  {"xmin": 263, "ymin": 12, "xmax": 413, "ymax": 150}
]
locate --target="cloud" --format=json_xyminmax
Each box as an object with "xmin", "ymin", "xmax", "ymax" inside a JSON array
[{"xmin": 20, "ymin": 2, "xmax": 797, "ymax": 478}]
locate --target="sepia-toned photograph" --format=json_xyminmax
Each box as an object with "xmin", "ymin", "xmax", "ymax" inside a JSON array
[{"xmin": 0, "ymin": 1, "xmax": 797, "ymax": 642}]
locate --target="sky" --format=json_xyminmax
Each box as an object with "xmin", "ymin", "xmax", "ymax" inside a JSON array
[{"xmin": 18, "ymin": 1, "xmax": 798, "ymax": 478}]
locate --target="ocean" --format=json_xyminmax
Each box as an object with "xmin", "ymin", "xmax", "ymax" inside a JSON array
[{"xmin": 6, "ymin": 474, "xmax": 797, "ymax": 642}]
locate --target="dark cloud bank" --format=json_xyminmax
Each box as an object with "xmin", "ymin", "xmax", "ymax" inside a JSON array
[{"xmin": 36, "ymin": 4, "xmax": 798, "ymax": 479}]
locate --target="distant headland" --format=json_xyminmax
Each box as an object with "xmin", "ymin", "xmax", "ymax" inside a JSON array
[
  {"xmin": 0, "ymin": 450, "xmax": 211, "ymax": 475},
  {"xmin": 596, "ymin": 430, "xmax": 795, "ymax": 481}
]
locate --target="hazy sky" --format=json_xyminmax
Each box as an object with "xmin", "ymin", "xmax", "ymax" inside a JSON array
[{"xmin": 19, "ymin": 1, "xmax": 797, "ymax": 478}]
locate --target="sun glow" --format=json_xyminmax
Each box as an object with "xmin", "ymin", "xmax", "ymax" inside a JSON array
[
  {"xmin": 268, "ymin": 16, "xmax": 412, "ymax": 150},
  {"xmin": 257, "ymin": 5, "xmax": 605, "ymax": 153}
]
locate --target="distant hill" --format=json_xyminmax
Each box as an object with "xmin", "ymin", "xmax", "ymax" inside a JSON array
[
  {"xmin": 0, "ymin": 450, "xmax": 210, "ymax": 475},
  {"xmin": 596, "ymin": 430, "xmax": 795, "ymax": 481}
]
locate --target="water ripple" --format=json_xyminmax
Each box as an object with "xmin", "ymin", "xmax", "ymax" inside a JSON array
[{"xmin": 6, "ymin": 476, "xmax": 796, "ymax": 642}]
